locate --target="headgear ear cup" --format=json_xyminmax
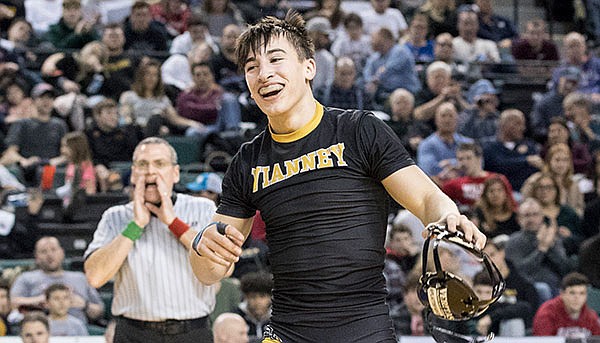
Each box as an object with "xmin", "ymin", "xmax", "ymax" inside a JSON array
[{"xmin": 418, "ymin": 224, "xmax": 506, "ymax": 321}]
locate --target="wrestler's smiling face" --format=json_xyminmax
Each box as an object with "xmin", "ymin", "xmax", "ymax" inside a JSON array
[{"xmin": 243, "ymin": 35, "xmax": 315, "ymax": 119}]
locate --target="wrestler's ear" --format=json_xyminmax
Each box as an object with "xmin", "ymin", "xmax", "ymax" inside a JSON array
[{"xmin": 304, "ymin": 58, "xmax": 316, "ymax": 81}]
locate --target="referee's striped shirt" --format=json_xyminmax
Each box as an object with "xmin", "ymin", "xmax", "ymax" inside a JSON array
[{"xmin": 84, "ymin": 193, "xmax": 217, "ymax": 321}]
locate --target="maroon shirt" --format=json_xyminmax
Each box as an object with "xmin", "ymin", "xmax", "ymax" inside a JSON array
[
  {"xmin": 512, "ymin": 39, "xmax": 560, "ymax": 61},
  {"xmin": 176, "ymin": 87, "xmax": 223, "ymax": 125}
]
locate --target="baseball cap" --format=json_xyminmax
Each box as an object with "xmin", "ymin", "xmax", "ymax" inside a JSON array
[
  {"xmin": 306, "ymin": 16, "xmax": 331, "ymax": 34},
  {"xmin": 467, "ymin": 79, "xmax": 498, "ymax": 103},
  {"xmin": 186, "ymin": 172, "xmax": 222, "ymax": 194},
  {"xmin": 558, "ymin": 66, "xmax": 582, "ymax": 81},
  {"xmin": 31, "ymin": 83, "xmax": 56, "ymax": 98}
]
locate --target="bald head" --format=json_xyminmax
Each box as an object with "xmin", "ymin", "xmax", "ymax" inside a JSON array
[{"xmin": 213, "ymin": 313, "xmax": 249, "ymax": 343}]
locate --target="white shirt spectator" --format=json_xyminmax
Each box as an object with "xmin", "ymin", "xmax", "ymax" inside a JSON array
[
  {"xmin": 169, "ymin": 31, "xmax": 218, "ymax": 56},
  {"xmin": 452, "ymin": 36, "xmax": 501, "ymax": 63},
  {"xmin": 313, "ymin": 49, "xmax": 336, "ymax": 93},
  {"xmin": 360, "ymin": 7, "xmax": 407, "ymax": 39}
]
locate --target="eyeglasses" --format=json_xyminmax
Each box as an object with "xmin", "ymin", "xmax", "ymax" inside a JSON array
[
  {"xmin": 536, "ymin": 184, "xmax": 556, "ymax": 191},
  {"xmin": 132, "ymin": 159, "xmax": 174, "ymax": 171}
]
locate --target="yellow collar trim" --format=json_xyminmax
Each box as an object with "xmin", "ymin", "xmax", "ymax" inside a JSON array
[{"xmin": 270, "ymin": 102, "xmax": 324, "ymax": 143}]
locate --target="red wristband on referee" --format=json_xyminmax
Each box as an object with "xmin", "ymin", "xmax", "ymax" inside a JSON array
[{"xmin": 168, "ymin": 217, "xmax": 190, "ymax": 238}]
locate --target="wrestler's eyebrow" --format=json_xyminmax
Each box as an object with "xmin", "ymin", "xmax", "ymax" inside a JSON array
[{"xmin": 244, "ymin": 48, "xmax": 287, "ymax": 65}]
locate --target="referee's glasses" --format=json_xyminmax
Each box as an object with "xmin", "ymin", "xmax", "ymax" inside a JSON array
[{"xmin": 132, "ymin": 159, "xmax": 174, "ymax": 171}]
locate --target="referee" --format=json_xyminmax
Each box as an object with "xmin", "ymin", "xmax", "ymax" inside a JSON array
[{"xmin": 84, "ymin": 137, "xmax": 217, "ymax": 342}]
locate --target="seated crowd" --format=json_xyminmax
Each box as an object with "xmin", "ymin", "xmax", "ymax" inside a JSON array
[{"xmin": 0, "ymin": 0, "xmax": 599, "ymax": 341}]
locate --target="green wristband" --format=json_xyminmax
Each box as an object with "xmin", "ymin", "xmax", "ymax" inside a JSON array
[{"xmin": 122, "ymin": 221, "xmax": 143, "ymax": 241}]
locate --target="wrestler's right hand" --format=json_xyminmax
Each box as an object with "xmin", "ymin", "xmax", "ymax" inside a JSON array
[{"xmin": 195, "ymin": 223, "xmax": 245, "ymax": 266}]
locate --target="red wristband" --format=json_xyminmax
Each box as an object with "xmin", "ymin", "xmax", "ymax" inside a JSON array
[{"xmin": 168, "ymin": 217, "xmax": 190, "ymax": 238}]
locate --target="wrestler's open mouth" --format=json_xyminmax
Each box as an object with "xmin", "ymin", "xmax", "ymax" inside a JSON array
[
  {"xmin": 145, "ymin": 182, "xmax": 157, "ymax": 189},
  {"xmin": 259, "ymin": 84, "xmax": 283, "ymax": 98}
]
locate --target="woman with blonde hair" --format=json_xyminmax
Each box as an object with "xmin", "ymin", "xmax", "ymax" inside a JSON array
[{"xmin": 521, "ymin": 143, "xmax": 585, "ymax": 216}]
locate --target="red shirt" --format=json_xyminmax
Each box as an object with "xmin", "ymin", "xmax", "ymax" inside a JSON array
[
  {"xmin": 533, "ymin": 296, "xmax": 600, "ymax": 337},
  {"xmin": 442, "ymin": 172, "xmax": 514, "ymax": 208}
]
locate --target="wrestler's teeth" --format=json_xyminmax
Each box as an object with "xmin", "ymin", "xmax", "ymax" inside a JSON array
[{"xmin": 259, "ymin": 84, "xmax": 283, "ymax": 95}]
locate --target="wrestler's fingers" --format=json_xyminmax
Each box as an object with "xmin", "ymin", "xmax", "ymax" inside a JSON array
[{"xmin": 218, "ymin": 224, "xmax": 245, "ymax": 247}]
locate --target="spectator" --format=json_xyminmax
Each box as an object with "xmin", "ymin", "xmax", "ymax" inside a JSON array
[
  {"xmin": 541, "ymin": 116, "xmax": 592, "ymax": 175},
  {"xmin": 458, "ymin": 79, "xmax": 500, "ymax": 140},
  {"xmin": 85, "ymin": 98, "xmax": 141, "ymax": 192},
  {"xmin": 123, "ymin": 1, "xmax": 169, "ymax": 52},
  {"xmin": 417, "ymin": 102, "xmax": 473, "ymax": 183},
  {"xmin": 162, "ymin": 42, "xmax": 214, "ymax": 95},
  {"xmin": 150, "ymin": 0, "xmax": 191, "ymax": 38},
  {"xmin": 237, "ymin": 0, "xmax": 286, "ymax": 24},
  {"xmin": 385, "ymin": 224, "xmax": 419, "ymax": 276},
  {"xmin": 101, "ymin": 23, "xmax": 137, "ymax": 100},
  {"xmin": 4, "ymin": 18, "xmax": 38, "ymax": 53},
  {"xmin": 186, "ymin": 171, "xmax": 222, "ymax": 205},
  {"xmin": 0, "ymin": 187, "xmax": 43, "ymax": 259},
  {"xmin": 0, "ymin": 78, "xmax": 35, "ymax": 126},
  {"xmin": 533, "ymin": 272, "xmax": 600, "ymax": 337},
  {"xmin": 442, "ymin": 142, "xmax": 513, "ymax": 211},
  {"xmin": 84, "ymin": 137, "xmax": 218, "ymax": 341},
  {"xmin": 19, "ymin": 312, "xmax": 49, "ymax": 343},
  {"xmin": 414, "ymin": 61, "xmax": 468, "ymax": 124},
  {"xmin": 314, "ymin": 56, "xmax": 366, "ymax": 110},
  {"xmin": 564, "ymin": 92, "xmax": 600, "ymax": 152},
  {"xmin": 483, "ymin": 237, "xmax": 540, "ymax": 311},
  {"xmin": 530, "ymin": 66, "xmax": 582, "ymax": 141},
  {"xmin": 1, "ymin": 83, "xmax": 67, "ymax": 186},
  {"xmin": 306, "ymin": 17, "xmax": 335, "ymax": 94},
  {"xmin": 360, "ymin": 0, "xmax": 407, "ymax": 39},
  {"xmin": 482, "ymin": 109, "xmax": 542, "ymax": 190},
  {"xmin": 176, "ymin": 62, "xmax": 241, "ymax": 138},
  {"xmin": 46, "ymin": 0, "xmax": 99, "ymax": 50},
  {"xmin": 119, "ymin": 59, "xmax": 201, "ymax": 137},
  {"xmin": 169, "ymin": 15, "xmax": 218, "ymax": 56},
  {"xmin": 212, "ymin": 312, "xmax": 249, "ymax": 343},
  {"xmin": 511, "ymin": 19, "xmax": 559, "ymax": 61},
  {"xmin": 452, "ymin": 9, "xmax": 500, "ymax": 64},
  {"xmin": 54, "ymin": 132, "xmax": 97, "ymax": 210},
  {"xmin": 44, "ymin": 283, "xmax": 88, "ymax": 336},
  {"xmin": 524, "ymin": 173, "xmax": 583, "ymax": 256},
  {"xmin": 24, "ymin": 0, "xmax": 62, "ymax": 35},
  {"xmin": 505, "ymin": 197, "xmax": 573, "ymax": 295},
  {"xmin": 418, "ymin": 0, "xmax": 457, "ymax": 37},
  {"xmin": 383, "ymin": 88, "xmax": 432, "ymax": 158},
  {"xmin": 330, "ymin": 13, "xmax": 372, "ymax": 72},
  {"xmin": 40, "ymin": 41, "xmax": 108, "ymax": 99},
  {"xmin": 235, "ymin": 272, "xmax": 272, "ymax": 342},
  {"xmin": 522, "ymin": 143, "xmax": 585, "ymax": 216},
  {"xmin": 474, "ymin": 0, "xmax": 517, "ymax": 47},
  {"xmin": 364, "ymin": 27, "xmax": 421, "ymax": 107},
  {"xmin": 472, "ymin": 270, "xmax": 530, "ymax": 336},
  {"xmin": 210, "ymin": 24, "xmax": 246, "ymax": 95},
  {"xmin": 551, "ymin": 32, "xmax": 600, "ymax": 96},
  {"xmin": 10, "ymin": 237, "xmax": 104, "ymax": 324},
  {"xmin": 0, "ymin": 0, "xmax": 24, "ymax": 33},
  {"xmin": 400, "ymin": 12, "xmax": 434, "ymax": 63},
  {"xmin": 579, "ymin": 233, "xmax": 600, "ymax": 289},
  {"xmin": 389, "ymin": 273, "xmax": 425, "ymax": 336},
  {"xmin": 304, "ymin": 0, "xmax": 345, "ymax": 37},
  {"xmin": 197, "ymin": 0, "xmax": 245, "ymax": 39},
  {"xmin": 473, "ymin": 176, "xmax": 520, "ymax": 238}
]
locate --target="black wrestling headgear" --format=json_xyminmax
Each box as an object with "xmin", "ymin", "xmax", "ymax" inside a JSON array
[{"xmin": 418, "ymin": 224, "xmax": 505, "ymax": 322}]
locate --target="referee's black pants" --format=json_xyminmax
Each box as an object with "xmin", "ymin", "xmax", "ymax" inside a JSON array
[{"xmin": 114, "ymin": 316, "xmax": 212, "ymax": 343}]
